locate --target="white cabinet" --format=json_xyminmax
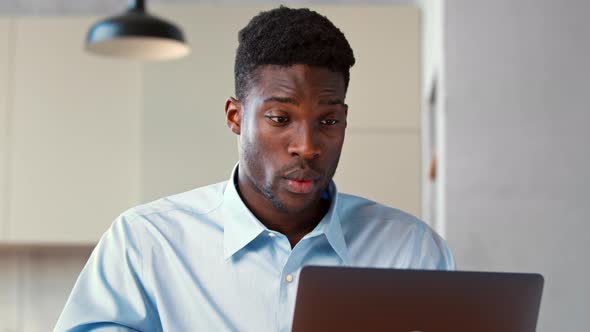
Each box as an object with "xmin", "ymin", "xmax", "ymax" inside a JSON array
[{"xmin": 5, "ymin": 17, "xmax": 142, "ymax": 243}]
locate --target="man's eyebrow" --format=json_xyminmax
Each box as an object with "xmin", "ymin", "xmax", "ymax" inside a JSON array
[
  {"xmin": 319, "ymin": 99, "xmax": 346, "ymax": 106},
  {"xmin": 263, "ymin": 96, "xmax": 299, "ymax": 105}
]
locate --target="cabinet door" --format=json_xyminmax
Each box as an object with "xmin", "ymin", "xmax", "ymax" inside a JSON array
[
  {"xmin": 140, "ymin": 7, "xmax": 261, "ymax": 202},
  {"xmin": 319, "ymin": 7, "xmax": 421, "ymax": 131},
  {"xmin": 0, "ymin": 19, "xmax": 12, "ymax": 240},
  {"xmin": 334, "ymin": 131, "xmax": 421, "ymax": 217},
  {"xmin": 7, "ymin": 17, "xmax": 142, "ymax": 243},
  {"xmin": 320, "ymin": 6, "xmax": 422, "ymax": 216}
]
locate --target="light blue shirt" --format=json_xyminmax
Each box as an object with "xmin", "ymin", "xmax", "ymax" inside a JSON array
[{"xmin": 55, "ymin": 165, "xmax": 455, "ymax": 332}]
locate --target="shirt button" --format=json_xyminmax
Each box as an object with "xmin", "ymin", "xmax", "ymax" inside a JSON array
[
  {"xmin": 285, "ymin": 274, "xmax": 294, "ymax": 283},
  {"xmin": 268, "ymin": 232, "xmax": 276, "ymax": 238}
]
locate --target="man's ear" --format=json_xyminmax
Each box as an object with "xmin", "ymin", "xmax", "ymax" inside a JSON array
[
  {"xmin": 225, "ymin": 97, "xmax": 242, "ymax": 135},
  {"xmin": 344, "ymin": 104, "xmax": 349, "ymax": 127}
]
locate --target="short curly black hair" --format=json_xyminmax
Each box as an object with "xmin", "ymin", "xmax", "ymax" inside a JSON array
[{"xmin": 234, "ymin": 6, "xmax": 356, "ymax": 101}]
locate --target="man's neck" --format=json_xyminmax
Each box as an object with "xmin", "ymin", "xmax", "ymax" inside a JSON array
[
  {"xmin": 235, "ymin": 174, "xmax": 330, "ymax": 248},
  {"xmin": 258, "ymin": 199, "xmax": 329, "ymax": 248}
]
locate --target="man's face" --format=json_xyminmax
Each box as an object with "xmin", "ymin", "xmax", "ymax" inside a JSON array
[{"xmin": 230, "ymin": 64, "xmax": 348, "ymax": 214}]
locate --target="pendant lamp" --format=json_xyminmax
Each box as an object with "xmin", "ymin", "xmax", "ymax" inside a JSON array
[{"xmin": 86, "ymin": 0, "xmax": 190, "ymax": 61}]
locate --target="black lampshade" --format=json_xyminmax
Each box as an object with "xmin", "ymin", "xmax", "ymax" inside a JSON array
[{"xmin": 86, "ymin": 0, "xmax": 189, "ymax": 61}]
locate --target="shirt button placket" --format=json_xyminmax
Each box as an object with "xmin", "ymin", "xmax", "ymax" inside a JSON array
[
  {"xmin": 276, "ymin": 236, "xmax": 293, "ymax": 332},
  {"xmin": 278, "ymin": 271, "xmax": 295, "ymax": 332},
  {"xmin": 278, "ymin": 236, "xmax": 300, "ymax": 332}
]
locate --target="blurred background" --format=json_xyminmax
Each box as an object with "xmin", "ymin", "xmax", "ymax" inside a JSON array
[{"xmin": 0, "ymin": 0, "xmax": 588, "ymax": 331}]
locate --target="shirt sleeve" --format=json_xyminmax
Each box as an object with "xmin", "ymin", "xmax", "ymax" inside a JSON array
[
  {"xmin": 435, "ymin": 234, "xmax": 456, "ymax": 271},
  {"xmin": 424, "ymin": 227, "xmax": 456, "ymax": 271},
  {"xmin": 406, "ymin": 221, "xmax": 456, "ymax": 271},
  {"xmin": 54, "ymin": 213, "xmax": 161, "ymax": 332}
]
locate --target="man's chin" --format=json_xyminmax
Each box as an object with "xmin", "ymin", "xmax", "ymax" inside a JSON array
[{"xmin": 271, "ymin": 192, "xmax": 322, "ymax": 214}]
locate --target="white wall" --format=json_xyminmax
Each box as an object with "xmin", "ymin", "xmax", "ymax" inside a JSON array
[{"xmin": 443, "ymin": 0, "xmax": 590, "ymax": 330}]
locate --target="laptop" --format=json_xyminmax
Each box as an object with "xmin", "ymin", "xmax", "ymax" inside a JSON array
[{"xmin": 292, "ymin": 266, "xmax": 544, "ymax": 332}]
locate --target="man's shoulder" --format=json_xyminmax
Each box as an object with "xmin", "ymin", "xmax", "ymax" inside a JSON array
[
  {"xmin": 121, "ymin": 181, "xmax": 228, "ymax": 223},
  {"xmin": 337, "ymin": 192, "xmax": 455, "ymax": 270}
]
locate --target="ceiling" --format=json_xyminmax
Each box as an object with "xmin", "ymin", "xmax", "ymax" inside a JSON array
[{"xmin": 0, "ymin": 0, "xmax": 415, "ymax": 16}]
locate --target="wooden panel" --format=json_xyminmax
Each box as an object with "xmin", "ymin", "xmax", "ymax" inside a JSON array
[
  {"xmin": 334, "ymin": 130, "xmax": 422, "ymax": 217},
  {"xmin": 0, "ymin": 19, "xmax": 12, "ymax": 240},
  {"xmin": 21, "ymin": 250, "xmax": 91, "ymax": 331},
  {"xmin": 0, "ymin": 253, "xmax": 20, "ymax": 331},
  {"xmin": 7, "ymin": 17, "xmax": 142, "ymax": 243}
]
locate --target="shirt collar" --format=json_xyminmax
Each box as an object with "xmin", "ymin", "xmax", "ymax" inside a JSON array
[
  {"xmin": 222, "ymin": 163, "xmax": 349, "ymax": 264},
  {"xmin": 222, "ymin": 164, "xmax": 266, "ymax": 260},
  {"xmin": 298, "ymin": 180, "xmax": 350, "ymax": 264}
]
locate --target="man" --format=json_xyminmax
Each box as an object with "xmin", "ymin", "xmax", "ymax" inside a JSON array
[{"xmin": 55, "ymin": 6, "xmax": 454, "ymax": 332}]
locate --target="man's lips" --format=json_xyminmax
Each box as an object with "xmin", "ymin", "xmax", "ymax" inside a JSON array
[
  {"xmin": 284, "ymin": 179, "xmax": 316, "ymax": 194},
  {"xmin": 282, "ymin": 167, "xmax": 322, "ymax": 194}
]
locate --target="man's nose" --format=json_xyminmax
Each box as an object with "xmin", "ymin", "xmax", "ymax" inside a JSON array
[{"xmin": 287, "ymin": 123, "xmax": 321, "ymax": 160}]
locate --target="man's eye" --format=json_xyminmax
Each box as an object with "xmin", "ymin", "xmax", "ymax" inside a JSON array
[
  {"xmin": 266, "ymin": 116, "xmax": 289, "ymax": 124},
  {"xmin": 320, "ymin": 119, "xmax": 339, "ymax": 125}
]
